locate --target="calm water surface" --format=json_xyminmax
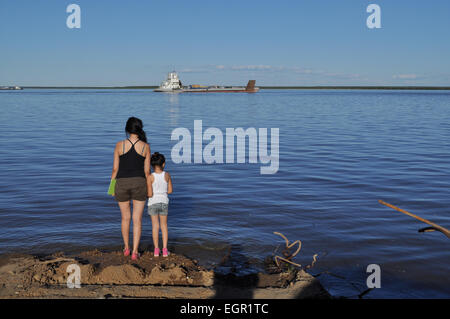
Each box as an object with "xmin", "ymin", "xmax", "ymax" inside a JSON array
[{"xmin": 0, "ymin": 89, "xmax": 449, "ymax": 298}]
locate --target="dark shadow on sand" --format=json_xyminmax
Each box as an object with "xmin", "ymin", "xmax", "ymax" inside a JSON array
[{"xmin": 212, "ymin": 244, "xmax": 258, "ymax": 299}]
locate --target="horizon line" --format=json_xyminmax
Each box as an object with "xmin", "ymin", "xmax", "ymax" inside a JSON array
[{"xmin": 15, "ymin": 85, "xmax": 450, "ymax": 90}]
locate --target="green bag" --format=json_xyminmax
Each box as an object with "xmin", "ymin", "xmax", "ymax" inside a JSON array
[{"xmin": 107, "ymin": 179, "xmax": 116, "ymax": 196}]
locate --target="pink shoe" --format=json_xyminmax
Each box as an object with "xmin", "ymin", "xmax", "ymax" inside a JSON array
[
  {"xmin": 131, "ymin": 251, "xmax": 140, "ymax": 261},
  {"xmin": 123, "ymin": 248, "xmax": 130, "ymax": 257},
  {"xmin": 154, "ymin": 248, "xmax": 160, "ymax": 257},
  {"xmin": 162, "ymin": 248, "xmax": 169, "ymax": 257}
]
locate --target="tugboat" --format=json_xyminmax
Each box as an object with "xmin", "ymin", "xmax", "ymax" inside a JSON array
[
  {"xmin": 154, "ymin": 71, "xmax": 259, "ymax": 93},
  {"xmin": 154, "ymin": 71, "xmax": 183, "ymax": 92}
]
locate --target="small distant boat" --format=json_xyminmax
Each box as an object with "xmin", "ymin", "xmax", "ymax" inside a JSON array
[
  {"xmin": 0, "ymin": 86, "xmax": 23, "ymax": 90},
  {"xmin": 154, "ymin": 71, "xmax": 259, "ymax": 93}
]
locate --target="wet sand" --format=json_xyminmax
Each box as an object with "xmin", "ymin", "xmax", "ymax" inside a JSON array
[{"xmin": 0, "ymin": 249, "xmax": 330, "ymax": 299}]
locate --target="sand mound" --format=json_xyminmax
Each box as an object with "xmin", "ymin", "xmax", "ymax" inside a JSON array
[
  {"xmin": 28, "ymin": 250, "xmax": 214, "ymax": 287},
  {"xmin": 0, "ymin": 250, "xmax": 329, "ymax": 299}
]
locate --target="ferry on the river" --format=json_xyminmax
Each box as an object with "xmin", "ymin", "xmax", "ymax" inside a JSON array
[{"xmin": 154, "ymin": 71, "xmax": 259, "ymax": 93}]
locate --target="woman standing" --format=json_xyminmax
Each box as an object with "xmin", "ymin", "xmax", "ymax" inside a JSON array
[{"xmin": 111, "ymin": 117, "xmax": 150, "ymax": 260}]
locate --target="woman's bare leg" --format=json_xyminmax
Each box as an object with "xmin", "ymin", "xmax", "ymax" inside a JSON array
[
  {"xmin": 118, "ymin": 201, "xmax": 131, "ymax": 250},
  {"xmin": 151, "ymin": 215, "xmax": 160, "ymax": 249},
  {"xmin": 159, "ymin": 215, "xmax": 168, "ymax": 249},
  {"xmin": 131, "ymin": 200, "xmax": 146, "ymax": 254}
]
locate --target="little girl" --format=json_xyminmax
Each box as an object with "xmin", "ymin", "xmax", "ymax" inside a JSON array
[{"xmin": 147, "ymin": 152, "xmax": 173, "ymax": 257}]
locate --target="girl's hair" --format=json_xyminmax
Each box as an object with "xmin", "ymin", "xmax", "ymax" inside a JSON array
[
  {"xmin": 125, "ymin": 117, "xmax": 147, "ymax": 143},
  {"xmin": 151, "ymin": 152, "xmax": 165, "ymax": 168}
]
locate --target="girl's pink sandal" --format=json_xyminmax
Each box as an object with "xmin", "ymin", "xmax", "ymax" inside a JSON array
[
  {"xmin": 131, "ymin": 252, "xmax": 140, "ymax": 261},
  {"xmin": 123, "ymin": 248, "xmax": 130, "ymax": 257},
  {"xmin": 163, "ymin": 248, "xmax": 169, "ymax": 257},
  {"xmin": 154, "ymin": 248, "xmax": 160, "ymax": 257}
]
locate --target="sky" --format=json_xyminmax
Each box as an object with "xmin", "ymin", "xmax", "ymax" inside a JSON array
[{"xmin": 1, "ymin": 0, "xmax": 450, "ymax": 86}]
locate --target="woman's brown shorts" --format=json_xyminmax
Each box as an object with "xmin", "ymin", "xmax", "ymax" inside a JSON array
[{"xmin": 115, "ymin": 177, "xmax": 147, "ymax": 202}]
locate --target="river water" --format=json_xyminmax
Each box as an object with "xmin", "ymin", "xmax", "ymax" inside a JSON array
[{"xmin": 0, "ymin": 89, "xmax": 449, "ymax": 298}]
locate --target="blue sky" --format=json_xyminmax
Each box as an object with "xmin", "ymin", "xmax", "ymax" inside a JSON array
[{"xmin": 1, "ymin": 0, "xmax": 449, "ymax": 86}]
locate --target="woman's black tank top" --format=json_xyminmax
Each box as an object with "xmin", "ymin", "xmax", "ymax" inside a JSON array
[{"xmin": 116, "ymin": 139, "xmax": 146, "ymax": 179}]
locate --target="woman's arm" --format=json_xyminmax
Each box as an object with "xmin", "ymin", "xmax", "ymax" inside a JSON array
[
  {"xmin": 144, "ymin": 143, "xmax": 151, "ymax": 178},
  {"xmin": 166, "ymin": 172, "xmax": 173, "ymax": 194},
  {"xmin": 145, "ymin": 144, "xmax": 152, "ymax": 197},
  {"xmin": 111, "ymin": 142, "xmax": 120, "ymax": 180}
]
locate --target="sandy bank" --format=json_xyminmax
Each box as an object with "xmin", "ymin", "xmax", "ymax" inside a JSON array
[{"xmin": 0, "ymin": 250, "xmax": 330, "ymax": 299}]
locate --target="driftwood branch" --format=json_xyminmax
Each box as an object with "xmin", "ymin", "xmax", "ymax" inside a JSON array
[
  {"xmin": 41, "ymin": 257, "xmax": 76, "ymax": 264},
  {"xmin": 306, "ymin": 254, "xmax": 318, "ymax": 269},
  {"xmin": 272, "ymin": 232, "xmax": 320, "ymax": 270},
  {"xmin": 418, "ymin": 227, "xmax": 439, "ymax": 233},
  {"xmin": 272, "ymin": 232, "xmax": 305, "ymax": 269},
  {"xmin": 378, "ymin": 200, "xmax": 450, "ymax": 238},
  {"xmin": 273, "ymin": 232, "xmax": 302, "ymax": 258},
  {"xmin": 274, "ymin": 256, "xmax": 302, "ymax": 268}
]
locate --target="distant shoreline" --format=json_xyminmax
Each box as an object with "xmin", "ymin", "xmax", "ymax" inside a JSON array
[{"xmin": 19, "ymin": 86, "xmax": 450, "ymax": 90}]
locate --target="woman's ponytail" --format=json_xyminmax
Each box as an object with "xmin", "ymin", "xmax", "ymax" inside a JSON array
[{"xmin": 136, "ymin": 126, "xmax": 147, "ymax": 143}]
